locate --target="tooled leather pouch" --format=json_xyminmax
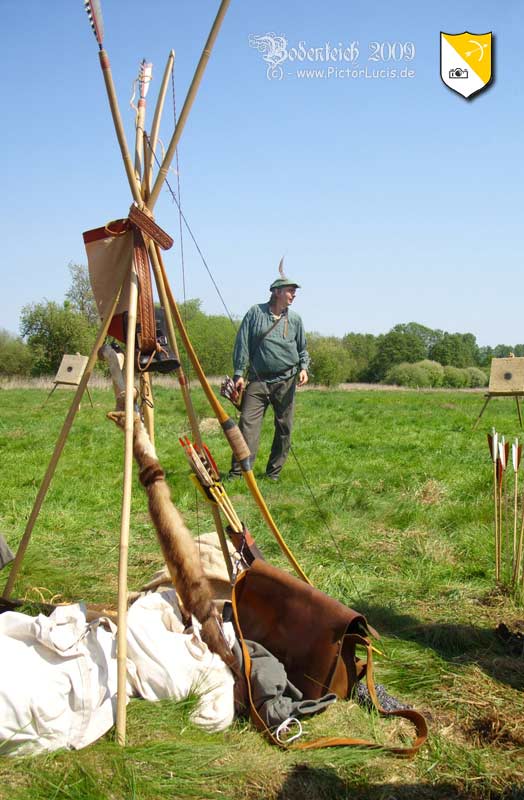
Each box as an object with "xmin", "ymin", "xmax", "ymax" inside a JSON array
[
  {"xmin": 232, "ymin": 558, "xmax": 377, "ymax": 700},
  {"xmin": 231, "ymin": 559, "xmax": 428, "ymax": 757}
]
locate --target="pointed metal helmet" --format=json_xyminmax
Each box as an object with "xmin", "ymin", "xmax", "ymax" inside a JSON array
[{"xmin": 269, "ymin": 257, "xmax": 301, "ymax": 291}]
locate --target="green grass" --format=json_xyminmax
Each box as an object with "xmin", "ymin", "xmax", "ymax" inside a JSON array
[{"xmin": 1, "ymin": 385, "xmax": 524, "ymax": 799}]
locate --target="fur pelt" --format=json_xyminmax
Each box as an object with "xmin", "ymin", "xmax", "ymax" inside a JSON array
[{"xmin": 107, "ymin": 411, "xmax": 238, "ymax": 676}]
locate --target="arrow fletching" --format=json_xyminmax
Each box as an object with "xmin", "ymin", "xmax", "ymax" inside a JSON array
[
  {"xmin": 498, "ymin": 437, "xmax": 507, "ymax": 470},
  {"xmin": 512, "ymin": 438, "xmax": 522, "ymax": 472},
  {"xmin": 84, "ymin": 0, "xmax": 104, "ymax": 46},
  {"xmin": 488, "ymin": 429, "xmax": 498, "ymax": 463},
  {"xmin": 139, "ymin": 60, "xmax": 153, "ymax": 100}
]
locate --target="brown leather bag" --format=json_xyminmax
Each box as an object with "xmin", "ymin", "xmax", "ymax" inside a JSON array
[{"xmin": 231, "ymin": 559, "xmax": 428, "ymax": 756}]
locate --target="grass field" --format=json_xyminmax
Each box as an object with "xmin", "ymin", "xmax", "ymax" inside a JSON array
[{"xmin": 0, "ymin": 384, "xmax": 523, "ymax": 799}]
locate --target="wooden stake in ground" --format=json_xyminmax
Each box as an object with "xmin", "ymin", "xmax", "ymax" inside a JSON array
[
  {"xmin": 511, "ymin": 438, "xmax": 522, "ymax": 584},
  {"xmin": 499, "ymin": 437, "xmax": 510, "ymax": 582},
  {"xmin": 488, "ymin": 429, "xmax": 500, "ymax": 581},
  {"xmin": 513, "ymin": 440, "xmax": 524, "ymax": 586}
]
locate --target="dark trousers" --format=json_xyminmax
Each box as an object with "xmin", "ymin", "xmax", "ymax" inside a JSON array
[{"xmin": 231, "ymin": 376, "xmax": 297, "ymax": 477}]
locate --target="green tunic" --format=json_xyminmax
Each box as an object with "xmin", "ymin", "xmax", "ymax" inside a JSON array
[{"xmin": 233, "ymin": 302, "xmax": 310, "ymax": 384}]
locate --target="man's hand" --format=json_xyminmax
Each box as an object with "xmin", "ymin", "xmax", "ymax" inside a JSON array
[
  {"xmin": 297, "ymin": 370, "xmax": 308, "ymax": 387},
  {"xmin": 234, "ymin": 376, "xmax": 245, "ymax": 391}
]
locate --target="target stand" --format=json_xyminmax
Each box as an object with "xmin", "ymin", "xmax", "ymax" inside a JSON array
[
  {"xmin": 45, "ymin": 354, "xmax": 94, "ymax": 408},
  {"xmin": 473, "ymin": 357, "xmax": 524, "ymax": 430}
]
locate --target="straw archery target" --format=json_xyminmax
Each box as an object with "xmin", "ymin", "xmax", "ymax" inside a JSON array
[
  {"xmin": 489, "ymin": 358, "xmax": 524, "ymax": 393},
  {"xmin": 53, "ymin": 354, "xmax": 89, "ymax": 386}
]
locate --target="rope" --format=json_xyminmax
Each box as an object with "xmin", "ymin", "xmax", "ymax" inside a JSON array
[
  {"xmin": 143, "ymin": 133, "xmax": 235, "ymax": 326},
  {"xmin": 143, "ymin": 86, "xmax": 360, "ymax": 598}
]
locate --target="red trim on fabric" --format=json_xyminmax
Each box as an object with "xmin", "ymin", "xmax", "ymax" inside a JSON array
[
  {"xmin": 108, "ymin": 314, "xmax": 125, "ymax": 342},
  {"xmin": 82, "ymin": 219, "xmax": 129, "ymax": 244}
]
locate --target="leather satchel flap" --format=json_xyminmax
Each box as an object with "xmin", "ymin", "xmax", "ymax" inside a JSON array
[{"xmin": 233, "ymin": 559, "xmax": 376, "ymax": 700}]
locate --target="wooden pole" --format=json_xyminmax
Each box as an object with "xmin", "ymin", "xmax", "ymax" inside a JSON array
[
  {"xmin": 147, "ymin": 0, "xmax": 231, "ymax": 211},
  {"xmin": 116, "ymin": 264, "xmax": 139, "ymax": 746},
  {"xmin": 3, "ymin": 281, "xmax": 126, "ymax": 599},
  {"xmin": 132, "ymin": 60, "xmax": 156, "ymax": 445},
  {"xmin": 98, "ymin": 48, "xmax": 143, "ymax": 205},
  {"xmin": 143, "ymin": 51, "xmax": 174, "ymax": 196}
]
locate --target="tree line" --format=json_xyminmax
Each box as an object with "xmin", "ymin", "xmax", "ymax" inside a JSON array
[{"xmin": 1, "ymin": 265, "xmax": 522, "ymax": 387}]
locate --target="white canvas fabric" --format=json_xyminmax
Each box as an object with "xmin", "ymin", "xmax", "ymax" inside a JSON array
[
  {"xmin": 0, "ymin": 604, "xmax": 117, "ymax": 756},
  {"xmin": 83, "ymin": 222, "xmax": 133, "ymax": 321},
  {"xmin": 0, "ymin": 592, "xmax": 235, "ymax": 756},
  {"xmin": 126, "ymin": 590, "xmax": 236, "ymax": 732}
]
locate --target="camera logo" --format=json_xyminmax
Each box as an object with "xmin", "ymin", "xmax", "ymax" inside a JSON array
[
  {"xmin": 440, "ymin": 32, "xmax": 492, "ymax": 99},
  {"xmin": 449, "ymin": 67, "xmax": 468, "ymax": 79}
]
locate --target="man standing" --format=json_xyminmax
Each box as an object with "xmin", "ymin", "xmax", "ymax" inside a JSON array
[{"xmin": 229, "ymin": 268, "xmax": 310, "ymax": 481}]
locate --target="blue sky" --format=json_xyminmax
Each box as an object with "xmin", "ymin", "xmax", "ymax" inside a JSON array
[{"xmin": 1, "ymin": 1, "xmax": 522, "ymax": 346}]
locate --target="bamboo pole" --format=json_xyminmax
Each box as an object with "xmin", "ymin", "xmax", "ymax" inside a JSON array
[
  {"xmin": 147, "ymin": 0, "xmax": 231, "ymax": 211},
  {"xmin": 98, "ymin": 48, "xmax": 143, "ymax": 205},
  {"xmin": 116, "ymin": 264, "xmax": 139, "ymax": 746},
  {"xmin": 132, "ymin": 60, "xmax": 156, "ymax": 445},
  {"xmin": 3, "ymin": 279, "xmax": 127, "ymax": 599},
  {"xmin": 143, "ymin": 50, "xmax": 174, "ymax": 196},
  {"xmin": 134, "ymin": 59, "xmax": 152, "ymax": 182}
]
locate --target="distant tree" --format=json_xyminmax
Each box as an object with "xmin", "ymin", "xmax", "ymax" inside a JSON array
[
  {"xmin": 514, "ymin": 344, "xmax": 524, "ymax": 357},
  {"xmin": 492, "ymin": 344, "xmax": 514, "ymax": 358},
  {"xmin": 0, "ymin": 329, "xmax": 32, "ymax": 376},
  {"xmin": 177, "ymin": 298, "xmax": 210, "ymax": 328},
  {"xmin": 368, "ymin": 329, "xmax": 426, "ymax": 381},
  {"xmin": 429, "ymin": 332, "xmax": 479, "ymax": 367},
  {"xmin": 65, "ymin": 263, "xmax": 99, "ymax": 326},
  {"xmin": 187, "ymin": 312, "xmax": 236, "ymax": 376},
  {"xmin": 308, "ymin": 336, "xmax": 353, "ymax": 386},
  {"xmin": 477, "ymin": 345, "xmax": 494, "ymax": 367},
  {"xmin": 20, "ymin": 301, "xmax": 96, "ymax": 375},
  {"xmin": 391, "ymin": 322, "xmax": 444, "ymax": 355},
  {"xmin": 341, "ymin": 332, "xmax": 378, "ymax": 380}
]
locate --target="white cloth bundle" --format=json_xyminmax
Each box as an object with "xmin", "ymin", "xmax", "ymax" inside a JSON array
[{"xmin": 0, "ymin": 591, "xmax": 235, "ymax": 756}]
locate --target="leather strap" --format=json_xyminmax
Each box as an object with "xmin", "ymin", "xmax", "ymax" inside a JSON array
[
  {"xmin": 231, "ymin": 571, "xmax": 428, "ymax": 757},
  {"xmin": 128, "ymin": 203, "xmax": 174, "ymax": 250},
  {"xmin": 132, "ymin": 226, "xmax": 157, "ymax": 355}
]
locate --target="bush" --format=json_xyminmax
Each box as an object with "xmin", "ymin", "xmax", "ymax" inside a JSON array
[
  {"xmin": 442, "ymin": 365, "xmax": 469, "ymax": 388},
  {"xmin": 416, "ymin": 359, "xmax": 444, "ymax": 387},
  {"xmin": 465, "ymin": 366, "xmax": 488, "ymax": 388},
  {"xmin": 383, "ymin": 362, "xmax": 432, "ymax": 388},
  {"xmin": 20, "ymin": 301, "xmax": 97, "ymax": 375},
  {"xmin": 308, "ymin": 338, "xmax": 353, "ymax": 386},
  {"xmin": 0, "ymin": 329, "xmax": 32, "ymax": 376}
]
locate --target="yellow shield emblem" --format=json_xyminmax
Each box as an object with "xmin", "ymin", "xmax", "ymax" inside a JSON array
[{"xmin": 440, "ymin": 32, "xmax": 492, "ymax": 99}]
